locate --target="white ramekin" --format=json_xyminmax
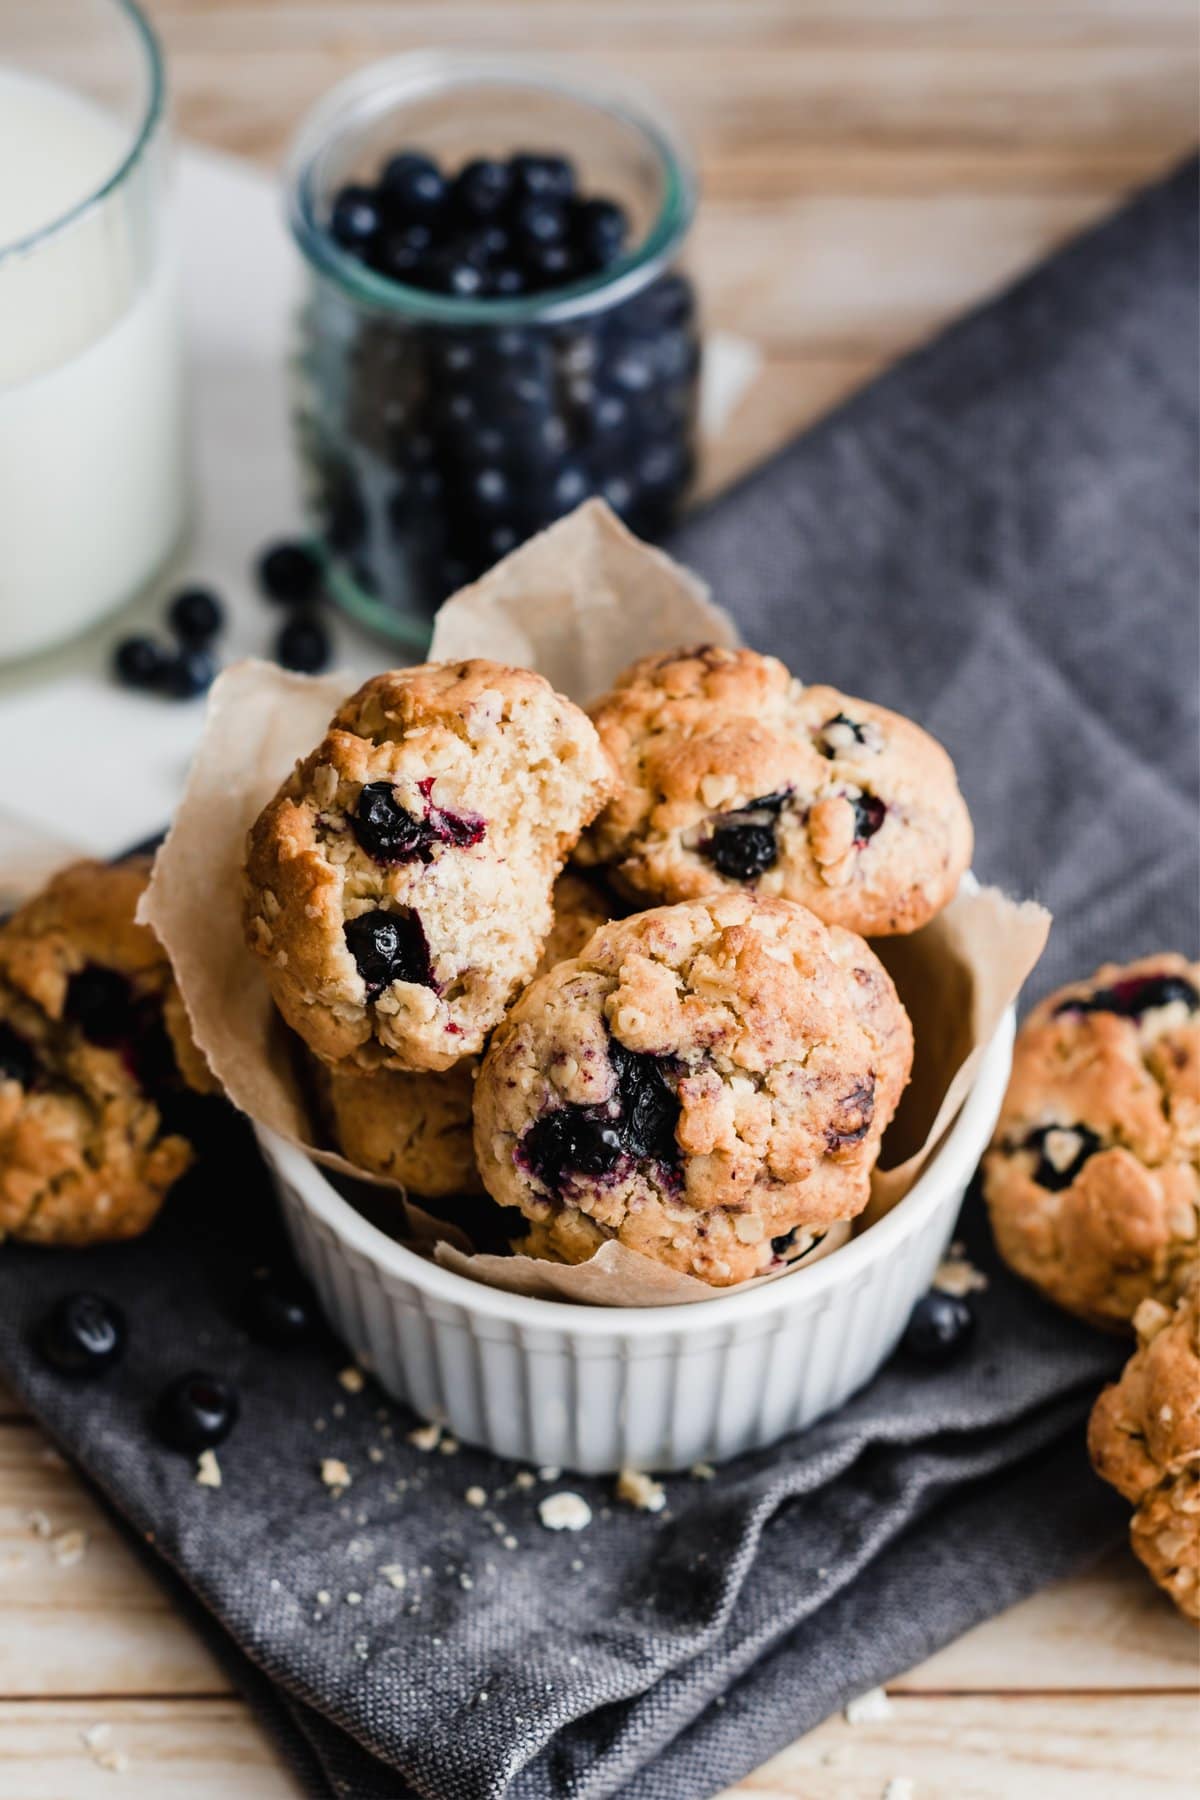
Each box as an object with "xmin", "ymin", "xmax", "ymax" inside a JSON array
[{"xmin": 259, "ymin": 1007, "xmax": 1013, "ymax": 1473}]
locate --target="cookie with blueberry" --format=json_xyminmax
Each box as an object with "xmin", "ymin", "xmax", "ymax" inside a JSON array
[
  {"xmin": 472, "ymin": 893, "xmax": 912, "ymax": 1286},
  {"xmin": 575, "ymin": 646, "xmax": 972, "ymax": 937},
  {"xmin": 984, "ymin": 955, "xmax": 1200, "ymax": 1330},
  {"xmin": 0, "ymin": 860, "xmax": 195, "ymax": 1246},
  {"xmin": 319, "ymin": 871, "xmax": 614, "ymax": 1198},
  {"xmin": 1088, "ymin": 1270, "xmax": 1200, "ymax": 1622},
  {"xmin": 243, "ymin": 660, "xmax": 616, "ymax": 1076}
]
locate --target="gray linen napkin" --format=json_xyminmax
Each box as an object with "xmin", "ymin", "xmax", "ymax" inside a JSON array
[{"xmin": 0, "ymin": 156, "xmax": 1195, "ymax": 1800}]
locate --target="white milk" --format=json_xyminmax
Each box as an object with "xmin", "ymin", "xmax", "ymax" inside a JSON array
[{"xmin": 0, "ymin": 68, "xmax": 186, "ymax": 660}]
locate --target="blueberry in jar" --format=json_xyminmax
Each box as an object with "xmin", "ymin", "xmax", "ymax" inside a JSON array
[
  {"xmin": 901, "ymin": 1291, "xmax": 976, "ymax": 1365},
  {"xmin": 330, "ymin": 183, "xmax": 383, "ymax": 250},
  {"xmin": 452, "ymin": 157, "xmax": 513, "ymax": 222},
  {"xmin": 511, "ymin": 151, "xmax": 576, "ymax": 203},
  {"xmin": 379, "ymin": 150, "xmax": 447, "ymax": 223},
  {"xmin": 571, "ymin": 196, "xmax": 629, "ymax": 271},
  {"xmin": 37, "ymin": 1292, "xmax": 127, "ymax": 1378},
  {"xmin": 154, "ymin": 1371, "xmax": 239, "ymax": 1453}
]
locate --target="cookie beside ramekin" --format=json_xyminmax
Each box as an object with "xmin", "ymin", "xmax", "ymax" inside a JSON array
[
  {"xmin": 473, "ymin": 893, "xmax": 913, "ymax": 1286},
  {"xmin": 0, "ymin": 859, "xmax": 194, "ymax": 1245},
  {"xmin": 984, "ymin": 955, "xmax": 1200, "ymax": 1329},
  {"xmin": 1089, "ymin": 1271, "xmax": 1200, "ymax": 1622},
  {"xmin": 576, "ymin": 645, "xmax": 972, "ymax": 936}
]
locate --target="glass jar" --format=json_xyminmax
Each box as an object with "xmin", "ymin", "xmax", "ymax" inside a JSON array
[
  {"xmin": 286, "ymin": 53, "xmax": 700, "ymax": 650},
  {"xmin": 0, "ymin": 0, "xmax": 186, "ymax": 662}
]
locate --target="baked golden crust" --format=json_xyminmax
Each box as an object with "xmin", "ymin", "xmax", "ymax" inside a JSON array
[
  {"xmin": 0, "ymin": 859, "xmax": 193, "ymax": 1246},
  {"xmin": 576, "ymin": 645, "xmax": 972, "ymax": 936},
  {"xmin": 473, "ymin": 893, "xmax": 912, "ymax": 1285},
  {"xmin": 243, "ymin": 660, "xmax": 616, "ymax": 1076},
  {"xmin": 320, "ymin": 871, "xmax": 616, "ymax": 1199},
  {"xmin": 1088, "ymin": 1272, "xmax": 1200, "ymax": 1622},
  {"xmin": 983, "ymin": 955, "xmax": 1200, "ymax": 1329}
]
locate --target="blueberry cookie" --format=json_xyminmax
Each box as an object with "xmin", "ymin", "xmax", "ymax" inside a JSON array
[
  {"xmin": 1088, "ymin": 1272, "xmax": 1200, "ymax": 1622},
  {"xmin": 983, "ymin": 956, "xmax": 1200, "ymax": 1330},
  {"xmin": 473, "ymin": 893, "xmax": 913, "ymax": 1285},
  {"xmin": 0, "ymin": 860, "xmax": 194, "ymax": 1246},
  {"xmin": 322, "ymin": 872, "xmax": 614, "ymax": 1198},
  {"xmin": 576, "ymin": 645, "xmax": 972, "ymax": 937},
  {"xmin": 243, "ymin": 660, "xmax": 616, "ymax": 1076}
]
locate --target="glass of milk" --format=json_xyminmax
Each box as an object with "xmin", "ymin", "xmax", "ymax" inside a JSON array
[{"xmin": 0, "ymin": 0, "xmax": 187, "ymax": 662}]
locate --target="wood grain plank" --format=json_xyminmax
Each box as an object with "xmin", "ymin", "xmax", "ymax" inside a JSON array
[
  {"xmin": 724, "ymin": 1693, "xmax": 1198, "ymax": 1798},
  {"xmin": 0, "ymin": 1420, "xmax": 1193, "ymax": 1703},
  {"xmin": 0, "ymin": 1428, "xmax": 226, "ymax": 1699},
  {"xmin": 0, "ymin": 1700, "xmax": 294, "ymax": 1799}
]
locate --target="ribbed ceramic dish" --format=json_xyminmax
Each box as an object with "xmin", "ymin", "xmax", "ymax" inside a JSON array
[{"xmin": 258, "ymin": 1004, "xmax": 1012, "ymax": 1474}]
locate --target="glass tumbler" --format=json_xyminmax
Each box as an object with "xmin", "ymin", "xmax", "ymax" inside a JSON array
[
  {"xmin": 286, "ymin": 53, "xmax": 700, "ymax": 649},
  {"xmin": 0, "ymin": 0, "xmax": 187, "ymax": 662}
]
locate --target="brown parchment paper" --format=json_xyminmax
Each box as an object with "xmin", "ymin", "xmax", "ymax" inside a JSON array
[{"xmin": 141, "ymin": 500, "xmax": 1048, "ymax": 1309}]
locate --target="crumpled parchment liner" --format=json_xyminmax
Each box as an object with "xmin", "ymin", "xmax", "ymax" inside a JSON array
[{"xmin": 142, "ymin": 501, "xmax": 1048, "ymax": 1308}]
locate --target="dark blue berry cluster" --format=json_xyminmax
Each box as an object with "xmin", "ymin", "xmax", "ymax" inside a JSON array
[
  {"xmin": 301, "ymin": 145, "xmax": 699, "ymax": 620},
  {"xmin": 520, "ymin": 1034, "xmax": 681, "ymax": 1196},
  {"xmin": 112, "ymin": 585, "xmax": 224, "ymax": 700},
  {"xmin": 330, "ymin": 149, "xmax": 630, "ymax": 300}
]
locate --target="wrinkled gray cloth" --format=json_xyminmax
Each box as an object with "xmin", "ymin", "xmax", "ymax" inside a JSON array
[{"xmin": 0, "ymin": 158, "xmax": 1195, "ymax": 1800}]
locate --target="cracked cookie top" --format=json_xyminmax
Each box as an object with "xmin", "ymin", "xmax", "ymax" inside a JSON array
[
  {"xmin": 1088, "ymin": 1271, "xmax": 1200, "ymax": 1621},
  {"xmin": 242, "ymin": 660, "xmax": 616, "ymax": 1076},
  {"xmin": 575, "ymin": 645, "xmax": 972, "ymax": 936},
  {"xmin": 0, "ymin": 859, "xmax": 194, "ymax": 1246},
  {"xmin": 984, "ymin": 954, "xmax": 1200, "ymax": 1329},
  {"xmin": 472, "ymin": 892, "xmax": 912, "ymax": 1286}
]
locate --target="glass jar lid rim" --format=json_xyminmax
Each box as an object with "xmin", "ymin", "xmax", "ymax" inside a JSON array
[{"xmin": 285, "ymin": 50, "xmax": 698, "ymax": 325}]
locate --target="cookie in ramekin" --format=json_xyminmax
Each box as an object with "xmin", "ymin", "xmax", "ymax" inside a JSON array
[
  {"xmin": 473, "ymin": 893, "xmax": 912, "ymax": 1286},
  {"xmin": 1089, "ymin": 1270, "xmax": 1200, "ymax": 1621},
  {"xmin": 984, "ymin": 955, "xmax": 1200, "ymax": 1329},
  {"xmin": 0, "ymin": 859, "xmax": 194, "ymax": 1245},
  {"xmin": 243, "ymin": 660, "xmax": 616, "ymax": 1077},
  {"xmin": 575, "ymin": 645, "xmax": 971, "ymax": 936}
]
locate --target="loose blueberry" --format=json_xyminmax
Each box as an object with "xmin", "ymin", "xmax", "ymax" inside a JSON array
[
  {"xmin": 0, "ymin": 1024, "xmax": 34, "ymax": 1087},
  {"xmin": 901, "ymin": 1291, "xmax": 976, "ymax": 1365},
  {"xmin": 275, "ymin": 613, "xmax": 330, "ymax": 674},
  {"xmin": 452, "ymin": 157, "xmax": 513, "ymax": 221},
  {"xmin": 511, "ymin": 152, "xmax": 576, "ymax": 203},
  {"xmin": 37, "ymin": 1293, "xmax": 127, "ymax": 1378},
  {"xmin": 1054, "ymin": 973, "xmax": 1200, "ymax": 1022},
  {"xmin": 160, "ymin": 648, "xmax": 216, "ymax": 700},
  {"xmin": 154, "ymin": 1371, "xmax": 239, "ymax": 1453},
  {"xmin": 257, "ymin": 541, "xmax": 323, "ymax": 605},
  {"xmin": 113, "ymin": 634, "xmax": 167, "ymax": 690},
  {"xmin": 1022, "ymin": 1122, "xmax": 1103, "ymax": 1191},
  {"xmin": 520, "ymin": 1033, "xmax": 680, "ymax": 1194},
  {"xmin": 572, "ymin": 197, "xmax": 629, "ymax": 270},
  {"xmin": 379, "ymin": 151, "xmax": 447, "ymax": 222},
  {"xmin": 167, "ymin": 586, "xmax": 223, "ymax": 646},
  {"xmin": 851, "ymin": 793, "xmax": 887, "ymax": 844},
  {"xmin": 243, "ymin": 1276, "xmax": 315, "ymax": 1347},
  {"xmin": 344, "ymin": 909, "xmax": 434, "ymax": 997},
  {"xmin": 330, "ymin": 183, "xmax": 383, "ymax": 251},
  {"xmin": 65, "ymin": 966, "xmax": 135, "ymax": 1045}
]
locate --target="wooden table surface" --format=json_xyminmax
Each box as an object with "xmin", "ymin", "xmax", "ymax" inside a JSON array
[{"xmin": 2, "ymin": 2, "xmax": 1198, "ymax": 1794}]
